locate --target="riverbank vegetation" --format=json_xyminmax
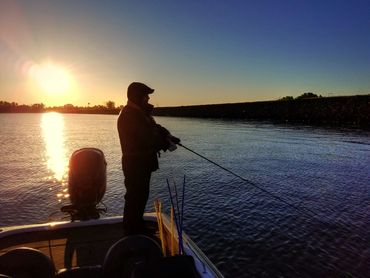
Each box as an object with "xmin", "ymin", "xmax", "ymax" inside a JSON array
[
  {"xmin": 1, "ymin": 93, "xmax": 369, "ymax": 127},
  {"xmin": 0, "ymin": 100, "xmax": 121, "ymax": 114},
  {"xmin": 154, "ymin": 94, "xmax": 370, "ymax": 128}
]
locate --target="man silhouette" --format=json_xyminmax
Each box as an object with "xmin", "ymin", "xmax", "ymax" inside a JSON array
[{"xmin": 117, "ymin": 82, "xmax": 180, "ymax": 234}]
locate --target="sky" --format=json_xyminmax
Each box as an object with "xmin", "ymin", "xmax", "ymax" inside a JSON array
[{"xmin": 1, "ymin": 0, "xmax": 369, "ymax": 107}]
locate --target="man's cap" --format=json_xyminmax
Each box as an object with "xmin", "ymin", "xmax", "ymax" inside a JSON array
[{"xmin": 127, "ymin": 82, "xmax": 154, "ymax": 98}]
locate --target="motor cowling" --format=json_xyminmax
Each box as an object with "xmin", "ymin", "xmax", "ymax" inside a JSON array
[{"xmin": 64, "ymin": 148, "xmax": 107, "ymax": 220}]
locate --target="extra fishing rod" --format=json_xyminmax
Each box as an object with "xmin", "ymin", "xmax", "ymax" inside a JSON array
[{"xmin": 177, "ymin": 142, "xmax": 322, "ymax": 220}]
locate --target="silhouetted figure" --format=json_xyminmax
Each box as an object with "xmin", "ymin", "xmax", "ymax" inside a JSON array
[{"xmin": 117, "ymin": 82, "xmax": 180, "ymax": 235}]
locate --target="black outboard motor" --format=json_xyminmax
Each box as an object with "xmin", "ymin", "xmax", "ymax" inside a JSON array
[{"xmin": 61, "ymin": 148, "xmax": 107, "ymax": 220}]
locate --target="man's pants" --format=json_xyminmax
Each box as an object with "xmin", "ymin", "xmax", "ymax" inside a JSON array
[{"xmin": 123, "ymin": 169, "xmax": 152, "ymax": 234}]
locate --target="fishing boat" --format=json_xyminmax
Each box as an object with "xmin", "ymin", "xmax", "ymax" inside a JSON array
[{"xmin": 0, "ymin": 148, "xmax": 223, "ymax": 278}]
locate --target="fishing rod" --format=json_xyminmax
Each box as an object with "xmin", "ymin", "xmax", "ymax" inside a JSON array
[{"xmin": 177, "ymin": 142, "xmax": 322, "ymax": 220}]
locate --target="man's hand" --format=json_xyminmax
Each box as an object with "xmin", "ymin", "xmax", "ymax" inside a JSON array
[
  {"xmin": 168, "ymin": 135, "xmax": 180, "ymax": 144},
  {"xmin": 166, "ymin": 135, "xmax": 180, "ymax": 152}
]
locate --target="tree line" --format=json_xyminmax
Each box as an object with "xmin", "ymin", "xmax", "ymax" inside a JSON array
[
  {"xmin": 154, "ymin": 94, "xmax": 370, "ymax": 128},
  {"xmin": 0, "ymin": 92, "xmax": 322, "ymax": 113},
  {"xmin": 279, "ymin": 92, "xmax": 322, "ymax": 101},
  {"xmin": 0, "ymin": 100, "xmax": 121, "ymax": 114}
]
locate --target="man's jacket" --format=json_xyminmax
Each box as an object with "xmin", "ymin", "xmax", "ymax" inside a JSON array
[{"xmin": 117, "ymin": 101, "xmax": 169, "ymax": 173}]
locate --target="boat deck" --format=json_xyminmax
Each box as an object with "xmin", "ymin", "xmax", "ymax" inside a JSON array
[
  {"xmin": 0, "ymin": 215, "xmax": 223, "ymax": 277},
  {"xmin": 0, "ymin": 217, "xmax": 159, "ymax": 270}
]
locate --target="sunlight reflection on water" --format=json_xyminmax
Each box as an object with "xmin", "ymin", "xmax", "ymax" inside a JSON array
[{"xmin": 41, "ymin": 112, "xmax": 69, "ymax": 201}]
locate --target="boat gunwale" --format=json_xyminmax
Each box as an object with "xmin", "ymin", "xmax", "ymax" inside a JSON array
[
  {"xmin": 0, "ymin": 215, "xmax": 141, "ymax": 237},
  {"xmin": 0, "ymin": 213, "xmax": 224, "ymax": 278}
]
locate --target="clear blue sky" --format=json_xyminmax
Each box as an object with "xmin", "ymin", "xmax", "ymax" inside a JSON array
[{"xmin": 1, "ymin": 0, "xmax": 369, "ymax": 106}]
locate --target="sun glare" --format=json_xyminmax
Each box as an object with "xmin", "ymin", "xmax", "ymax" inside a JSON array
[
  {"xmin": 41, "ymin": 112, "xmax": 67, "ymax": 181},
  {"xmin": 32, "ymin": 62, "xmax": 72, "ymax": 95}
]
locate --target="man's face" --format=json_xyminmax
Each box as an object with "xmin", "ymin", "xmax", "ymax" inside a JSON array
[{"xmin": 141, "ymin": 94, "xmax": 150, "ymax": 105}]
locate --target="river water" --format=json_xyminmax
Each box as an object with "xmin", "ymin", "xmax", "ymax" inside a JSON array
[{"xmin": 0, "ymin": 113, "xmax": 369, "ymax": 277}]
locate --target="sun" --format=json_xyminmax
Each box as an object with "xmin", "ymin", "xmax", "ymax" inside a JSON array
[
  {"xmin": 33, "ymin": 62, "xmax": 72, "ymax": 95},
  {"xmin": 28, "ymin": 60, "xmax": 79, "ymax": 106}
]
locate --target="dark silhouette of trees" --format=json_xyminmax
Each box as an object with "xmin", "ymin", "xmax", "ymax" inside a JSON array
[
  {"xmin": 0, "ymin": 101, "xmax": 45, "ymax": 112},
  {"xmin": 105, "ymin": 101, "xmax": 115, "ymax": 109},
  {"xmin": 1, "ymin": 94, "xmax": 369, "ymax": 127},
  {"xmin": 279, "ymin": 96, "xmax": 294, "ymax": 101},
  {"xmin": 154, "ymin": 95, "xmax": 370, "ymax": 128},
  {"xmin": 296, "ymin": 92, "xmax": 320, "ymax": 99},
  {"xmin": 0, "ymin": 101, "xmax": 120, "ymax": 114},
  {"xmin": 32, "ymin": 103, "xmax": 45, "ymax": 111},
  {"xmin": 279, "ymin": 92, "xmax": 323, "ymax": 100}
]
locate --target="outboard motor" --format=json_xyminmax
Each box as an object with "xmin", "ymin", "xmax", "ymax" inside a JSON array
[{"xmin": 61, "ymin": 148, "xmax": 107, "ymax": 220}]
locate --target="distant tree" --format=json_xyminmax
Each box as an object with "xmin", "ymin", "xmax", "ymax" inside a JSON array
[
  {"xmin": 296, "ymin": 92, "xmax": 319, "ymax": 99},
  {"xmin": 105, "ymin": 100, "xmax": 115, "ymax": 109},
  {"xmin": 31, "ymin": 103, "xmax": 45, "ymax": 112},
  {"xmin": 279, "ymin": 96, "xmax": 294, "ymax": 101}
]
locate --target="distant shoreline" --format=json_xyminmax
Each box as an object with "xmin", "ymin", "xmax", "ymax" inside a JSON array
[
  {"xmin": 1, "ymin": 95, "xmax": 369, "ymax": 128},
  {"xmin": 153, "ymin": 95, "xmax": 370, "ymax": 128}
]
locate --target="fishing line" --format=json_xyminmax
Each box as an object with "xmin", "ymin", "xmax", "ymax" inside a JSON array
[
  {"xmin": 177, "ymin": 142, "xmax": 323, "ymax": 221},
  {"xmin": 178, "ymin": 142, "xmax": 368, "ymax": 237}
]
